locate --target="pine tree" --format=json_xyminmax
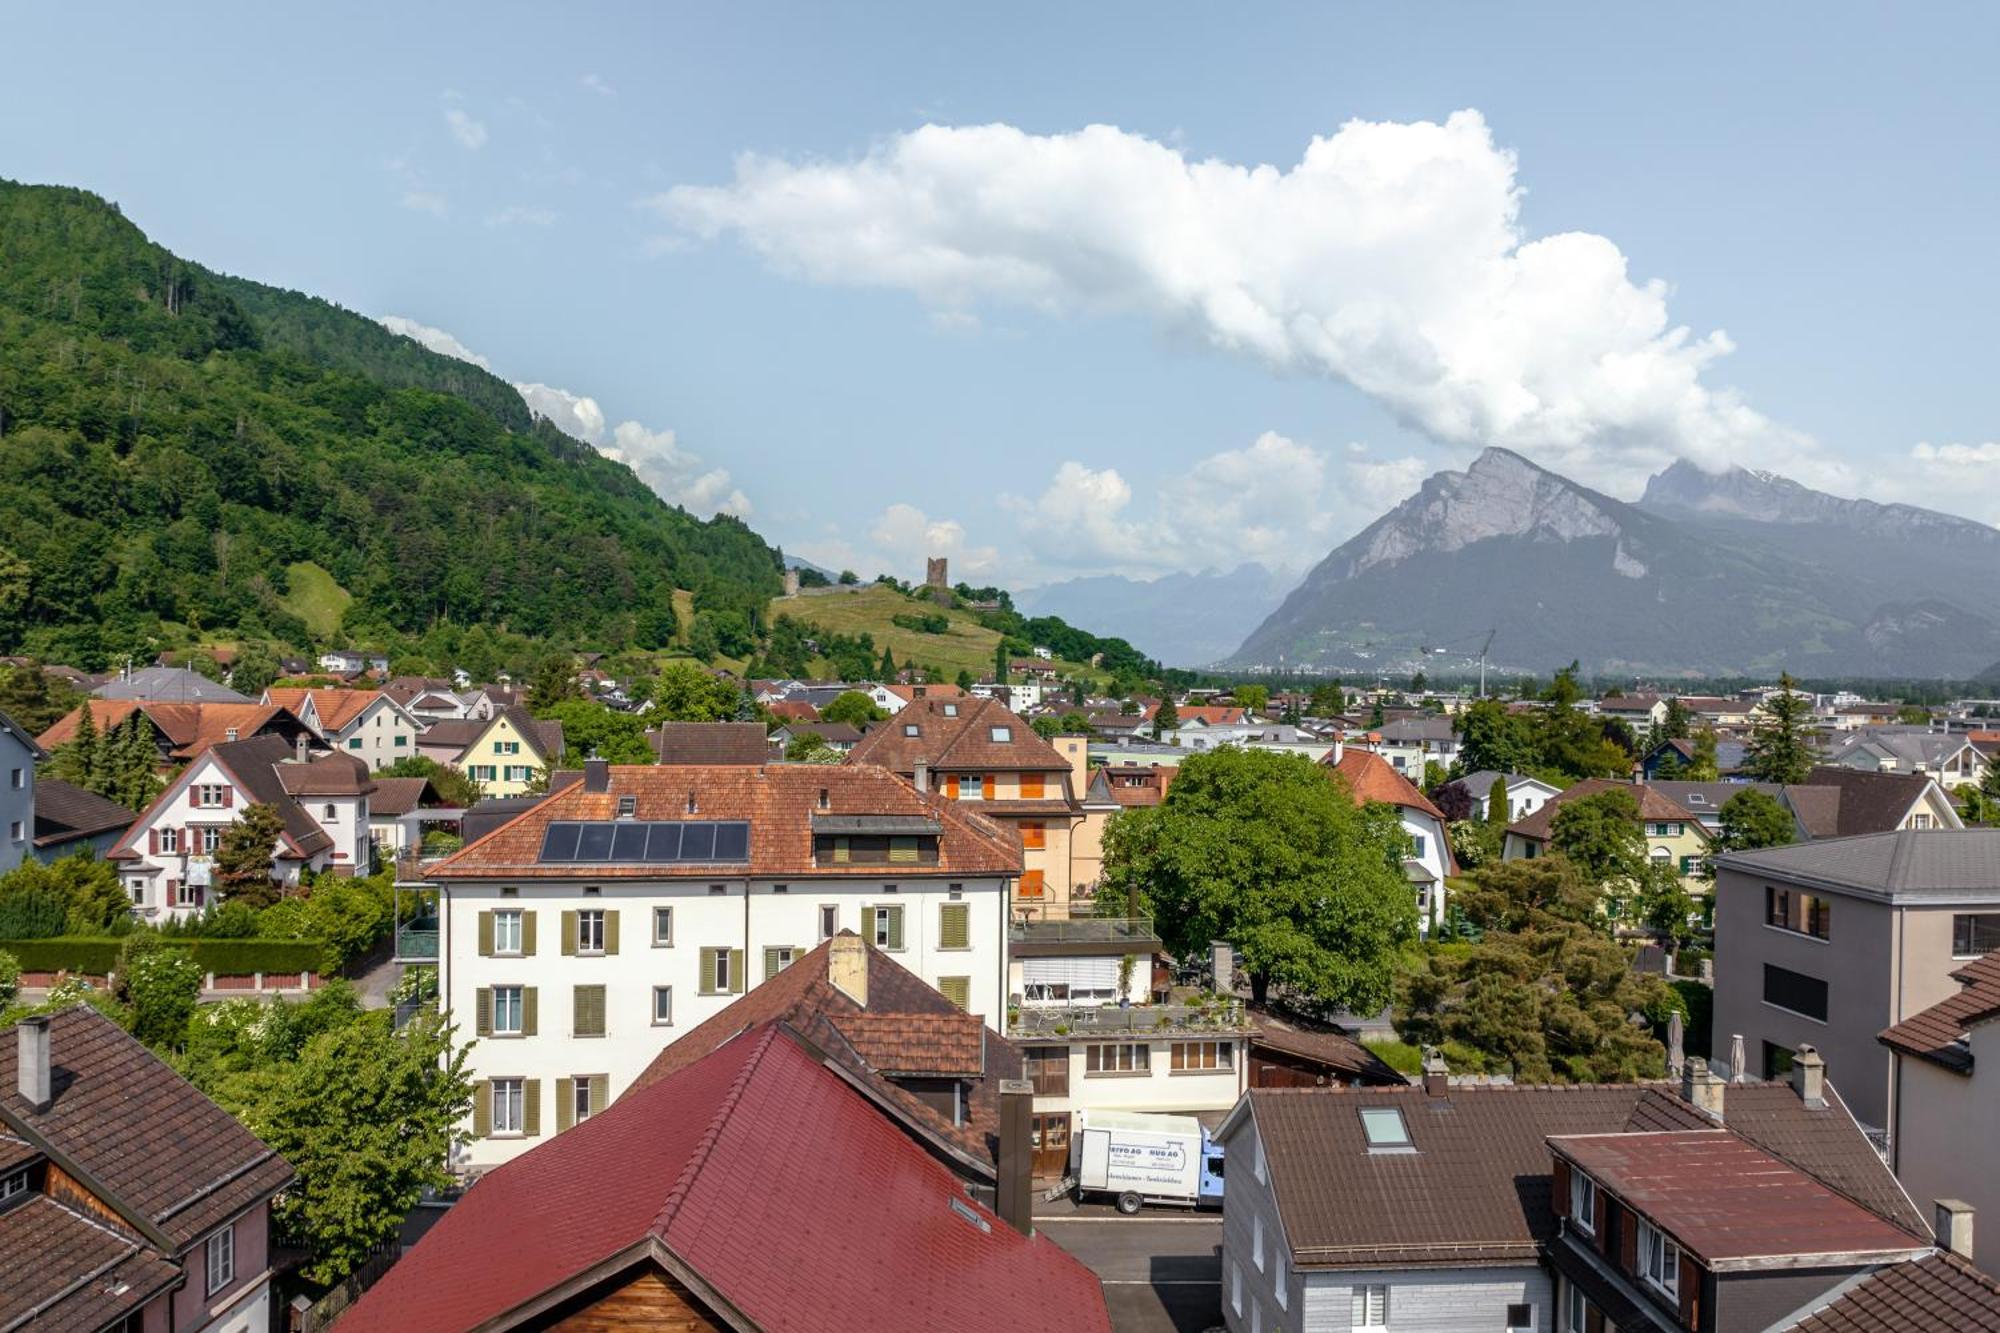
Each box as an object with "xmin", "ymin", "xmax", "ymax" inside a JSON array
[
  {"xmin": 993, "ymin": 642, "xmax": 1009, "ymax": 686},
  {"xmin": 1743, "ymin": 674, "xmax": 1814, "ymax": 784},
  {"xmin": 879, "ymin": 647, "xmax": 897, "ymax": 680},
  {"xmin": 1151, "ymin": 695, "xmax": 1180, "ymax": 741},
  {"xmin": 54, "ymin": 702, "xmax": 100, "ymax": 789},
  {"xmin": 1487, "ymin": 775, "xmax": 1511, "ymax": 828},
  {"xmin": 214, "ymin": 803, "xmax": 287, "ymax": 909},
  {"xmin": 109, "ymin": 715, "xmax": 163, "ymax": 809}
]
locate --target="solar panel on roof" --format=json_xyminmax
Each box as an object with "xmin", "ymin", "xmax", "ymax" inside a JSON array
[
  {"xmin": 680, "ymin": 823, "xmax": 716, "ymax": 861},
  {"xmin": 537, "ymin": 820, "xmax": 751, "ymax": 864},
  {"xmin": 575, "ymin": 824, "xmax": 616, "ymax": 860},
  {"xmin": 541, "ymin": 823, "xmax": 582, "ymax": 861},
  {"xmin": 644, "ymin": 823, "xmax": 682, "ymax": 861},
  {"xmin": 610, "ymin": 822, "xmax": 649, "ymax": 861},
  {"xmin": 713, "ymin": 822, "xmax": 749, "ymax": 861}
]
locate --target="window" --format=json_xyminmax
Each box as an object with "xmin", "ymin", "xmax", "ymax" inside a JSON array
[
  {"xmin": 818, "ymin": 904, "xmax": 838, "ymax": 940},
  {"xmin": 1638, "ymin": 1219, "xmax": 1680, "ymax": 1299},
  {"xmin": 867, "ymin": 904, "xmax": 904, "ymax": 950},
  {"xmin": 1571, "ymin": 1170, "xmax": 1598, "ymax": 1235},
  {"xmin": 491, "ymin": 1077, "xmax": 525, "ymax": 1134},
  {"xmin": 577, "ymin": 908, "xmax": 605, "ymax": 954},
  {"xmin": 1766, "ymin": 886, "xmax": 1832, "ymax": 940},
  {"xmin": 573, "ymin": 984, "xmax": 606, "ymax": 1038},
  {"xmin": 888, "ymin": 836, "xmax": 919, "ymax": 863},
  {"xmin": 1763, "ymin": 963, "xmax": 1829, "ymax": 1021},
  {"xmin": 1273, "ymin": 1248, "xmax": 1288, "ymax": 1310},
  {"xmin": 1507, "ymin": 1301, "xmax": 1536, "ymax": 1331},
  {"xmin": 1253, "ymin": 1136, "xmax": 1266, "ymax": 1184},
  {"xmin": 1170, "ymin": 1040, "xmax": 1233, "ymax": 1071},
  {"xmin": 1954, "ymin": 913, "xmax": 2000, "ymax": 959},
  {"xmin": 939, "ymin": 975, "xmax": 971, "ymax": 1010},
  {"xmin": 1351, "ymin": 1283, "xmax": 1389, "ymax": 1330},
  {"xmin": 653, "ymin": 986, "xmax": 674, "ymax": 1025},
  {"xmin": 1763, "ymin": 1041, "xmax": 1796, "ymax": 1080},
  {"xmin": 1253, "ymin": 1211, "xmax": 1265, "ymax": 1269},
  {"xmin": 1020, "ymin": 773, "xmax": 1045, "ymax": 799},
  {"xmin": 617, "ymin": 794, "xmax": 637, "ymax": 818},
  {"xmin": 347, "ymin": 738, "xmax": 362, "ymax": 750},
  {"xmin": 763, "ymin": 945, "xmax": 799, "ymax": 981},
  {"xmin": 572, "ymin": 1078, "xmax": 595, "ymax": 1123},
  {"xmin": 702, "ymin": 947, "xmax": 737, "ymax": 994},
  {"xmin": 1021, "ymin": 820, "xmax": 1047, "ymax": 850},
  {"xmin": 7, "ymin": 821, "xmax": 19, "ymax": 843},
  {"xmin": 493, "ymin": 985, "xmax": 524, "ymax": 1035},
  {"xmin": 1358, "ymin": 1106, "xmax": 1413, "ymax": 1151},
  {"xmin": 1567, "ymin": 1281, "xmax": 1588, "ymax": 1333},
  {"xmin": 194, "ymin": 783, "xmax": 227, "ymax": 808},
  {"xmin": 1230, "ymin": 1262, "xmax": 1242, "ymax": 1316},
  {"xmin": 322, "ymin": 803, "xmax": 338, "ymax": 821},
  {"xmin": 990, "ymin": 726, "xmax": 1011, "ymax": 742},
  {"xmin": 1085, "ymin": 1042, "xmax": 1149, "ymax": 1074},
  {"xmin": 158, "ymin": 826, "xmax": 180, "ymax": 855},
  {"xmin": 493, "ymin": 909, "xmax": 524, "ymax": 955},
  {"xmin": 205, "ymin": 1225, "xmax": 235, "ymax": 1294},
  {"xmin": 939, "ymin": 902, "xmax": 970, "ymax": 950},
  {"xmin": 653, "ymin": 906, "xmax": 673, "ymax": 947},
  {"xmin": 201, "ymin": 827, "xmax": 222, "ymax": 854},
  {"xmin": 1017, "ymin": 869, "xmax": 1047, "ymax": 900},
  {"xmin": 394, "ymin": 734, "xmax": 407, "ymax": 747},
  {"xmin": 173, "ymin": 880, "xmax": 201, "ymax": 908},
  {"xmin": 0, "ymin": 1170, "xmax": 23, "ymax": 1200},
  {"xmin": 8, "ymin": 768, "xmax": 21, "ymax": 789},
  {"xmin": 1410, "ymin": 833, "xmax": 1426, "ymax": 859},
  {"xmin": 1913, "ymin": 813, "xmax": 1935, "ymax": 830},
  {"xmin": 903, "ymin": 723, "xmax": 920, "ymax": 737},
  {"xmin": 1680, "ymin": 855, "xmax": 1699, "ymax": 875}
]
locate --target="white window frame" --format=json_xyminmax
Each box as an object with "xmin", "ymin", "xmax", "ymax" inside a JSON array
[
  {"xmin": 1638, "ymin": 1218, "xmax": 1680, "ymax": 1300},
  {"xmin": 492, "ymin": 985, "xmax": 524, "ymax": 1036},
  {"xmin": 1570, "ymin": 1170, "xmax": 1597, "ymax": 1235},
  {"xmin": 652, "ymin": 906, "xmax": 674, "ymax": 947},
  {"xmin": 1567, "ymin": 1280, "xmax": 1588, "ymax": 1333},
  {"xmin": 158, "ymin": 825, "xmax": 180, "ymax": 855},
  {"xmin": 491, "ymin": 1077, "xmax": 525, "ymax": 1135},
  {"xmin": 1272, "ymin": 1246, "xmax": 1287, "ymax": 1309},
  {"xmin": 493, "ymin": 909, "xmax": 523, "ymax": 956},
  {"xmin": 572, "ymin": 1077, "xmax": 594, "ymax": 1123},
  {"xmin": 710, "ymin": 949, "xmax": 733, "ymax": 993},
  {"xmin": 1252, "ymin": 1211, "xmax": 1264, "ymax": 1270},
  {"xmin": 1230, "ymin": 1261, "xmax": 1243, "ymax": 1316},
  {"xmin": 576, "ymin": 908, "xmax": 606, "ymax": 954},
  {"xmin": 1351, "ymin": 1282, "xmax": 1389, "ymax": 1331},
  {"xmin": 652, "ymin": 986, "xmax": 674, "ymax": 1026},
  {"xmin": 0, "ymin": 1171, "xmax": 24, "ymax": 1200},
  {"xmin": 201, "ymin": 826, "xmax": 222, "ymax": 854},
  {"xmin": 205, "ymin": 1224, "xmax": 235, "ymax": 1294},
  {"xmin": 818, "ymin": 904, "xmax": 838, "ymax": 940}
]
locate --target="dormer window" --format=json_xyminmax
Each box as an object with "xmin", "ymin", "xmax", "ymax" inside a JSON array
[
  {"xmin": 1570, "ymin": 1170, "xmax": 1598, "ymax": 1235},
  {"xmin": 817, "ymin": 788, "xmax": 830, "ymax": 811},
  {"xmin": 617, "ymin": 795, "xmax": 637, "ymax": 818},
  {"xmin": 990, "ymin": 726, "xmax": 1011, "ymax": 742}
]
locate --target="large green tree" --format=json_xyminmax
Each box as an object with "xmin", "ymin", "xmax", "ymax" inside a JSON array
[
  {"xmin": 1150, "ymin": 695, "xmax": 1180, "ymax": 741},
  {"xmin": 1713, "ymin": 788, "xmax": 1796, "ymax": 857},
  {"xmin": 0, "ymin": 662, "xmax": 83, "ymax": 734},
  {"xmin": 214, "ymin": 803, "xmax": 287, "ymax": 909},
  {"xmin": 538, "ymin": 698, "xmax": 654, "ymax": 764},
  {"xmin": 1742, "ymin": 674, "xmax": 1815, "ymax": 784},
  {"xmin": 1548, "ymin": 788, "xmax": 1648, "ymax": 889},
  {"xmin": 376, "ymin": 755, "xmax": 482, "ymax": 808},
  {"xmin": 1100, "ymin": 748, "xmax": 1416, "ymax": 1008},
  {"xmin": 821, "ymin": 690, "xmax": 887, "ymax": 727},
  {"xmin": 646, "ymin": 662, "xmax": 741, "ymax": 722}
]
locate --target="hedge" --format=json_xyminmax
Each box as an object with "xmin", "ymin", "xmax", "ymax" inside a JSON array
[{"xmin": 0, "ymin": 937, "xmax": 328, "ymax": 976}]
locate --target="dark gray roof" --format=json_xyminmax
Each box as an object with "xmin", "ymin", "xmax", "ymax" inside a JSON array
[
  {"xmin": 1717, "ymin": 829, "xmax": 2000, "ymax": 903},
  {"xmin": 1454, "ymin": 770, "xmax": 1553, "ymax": 793},
  {"xmin": 91, "ymin": 666, "xmax": 250, "ymax": 704},
  {"xmin": 32, "ymin": 778, "xmax": 137, "ymax": 848}
]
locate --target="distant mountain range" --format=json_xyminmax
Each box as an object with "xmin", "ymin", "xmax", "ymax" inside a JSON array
[
  {"xmin": 1227, "ymin": 448, "xmax": 2000, "ymax": 680},
  {"xmin": 1016, "ymin": 564, "xmax": 1293, "ymax": 669}
]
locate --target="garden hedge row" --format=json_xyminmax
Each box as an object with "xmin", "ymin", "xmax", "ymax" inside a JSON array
[{"xmin": 0, "ymin": 937, "xmax": 328, "ymax": 976}]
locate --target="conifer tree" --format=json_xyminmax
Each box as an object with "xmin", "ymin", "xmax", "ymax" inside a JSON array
[{"xmin": 1743, "ymin": 674, "xmax": 1814, "ymax": 784}]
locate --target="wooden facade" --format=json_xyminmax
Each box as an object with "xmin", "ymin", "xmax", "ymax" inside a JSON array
[{"xmin": 546, "ymin": 1265, "xmax": 726, "ymax": 1331}]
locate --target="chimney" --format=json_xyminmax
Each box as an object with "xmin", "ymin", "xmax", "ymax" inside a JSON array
[
  {"xmin": 1936, "ymin": 1200, "xmax": 1975, "ymax": 1260},
  {"xmin": 17, "ymin": 1015, "xmax": 51, "ymax": 1111},
  {"xmin": 294, "ymin": 735, "xmax": 309, "ymax": 764},
  {"xmin": 583, "ymin": 758, "xmax": 609, "ymax": 794},
  {"xmin": 912, "ymin": 757, "xmax": 929, "ymax": 795},
  {"xmin": 1790, "ymin": 1044, "xmax": 1826, "ymax": 1108},
  {"xmin": 995, "ymin": 1078, "xmax": 1035, "ymax": 1236},
  {"xmin": 1421, "ymin": 1046, "xmax": 1449, "ymax": 1097},
  {"xmin": 1209, "ymin": 941, "xmax": 1232, "ymax": 996},
  {"xmin": 828, "ymin": 932, "xmax": 868, "ymax": 1007},
  {"xmin": 1666, "ymin": 1010, "xmax": 1685, "ymax": 1078},
  {"xmin": 225, "ymin": 727, "xmax": 239, "ymax": 742},
  {"xmin": 1682, "ymin": 1056, "xmax": 1725, "ymax": 1121}
]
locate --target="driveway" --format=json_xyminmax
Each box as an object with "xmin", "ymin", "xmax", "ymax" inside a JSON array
[{"xmin": 1037, "ymin": 1198, "xmax": 1223, "ymax": 1333}]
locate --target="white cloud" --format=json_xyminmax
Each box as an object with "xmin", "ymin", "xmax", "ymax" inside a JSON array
[
  {"xmin": 399, "ymin": 189, "xmax": 448, "ymax": 217},
  {"xmin": 375, "ymin": 318, "xmax": 750, "ymax": 518},
  {"xmin": 648, "ymin": 113, "xmax": 1833, "ymax": 496},
  {"xmin": 486, "ymin": 205, "xmax": 558, "ymax": 227},
  {"xmin": 1883, "ymin": 442, "xmax": 2000, "ymax": 524},
  {"xmin": 581, "ymin": 72, "xmax": 615, "ymax": 97},
  {"xmin": 444, "ymin": 107, "xmax": 488, "ymax": 150}
]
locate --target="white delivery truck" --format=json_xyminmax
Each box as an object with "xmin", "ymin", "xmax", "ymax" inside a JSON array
[{"xmin": 1071, "ymin": 1109, "xmax": 1226, "ymax": 1214}]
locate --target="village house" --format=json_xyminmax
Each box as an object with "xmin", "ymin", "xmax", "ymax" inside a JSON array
[
  {"xmin": 415, "ymin": 759, "xmax": 1021, "ymax": 1169},
  {"xmin": 31, "ymin": 777, "xmax": 138, "ymax": 864},
  {"xmin": 1822, "ymin": 726, "xmax": 1990, "ymax": 789},
  {"xmin": 1, "ymin": 1006, "xmax": 295, "ymax": 1333},
  {"xmin": 1449, "ymin": 769, "xmax": 1562, "ymax": 822},
  {"xmin": 262, "ymin": 686, "xmax": 420, "ymax": 772},
  {"xmin": 0, "ymin": 710, "xmax": 43, "ymax": 874},
  {"xmin": 1878, "ymin": 950, "xmax": 2000, "ymax": 1273},
  {"xmin": 649, "ymin": 720, "xmax": 771, "ymax": 764},
  {"xmin": 93, "ymin": 664, "xmax": 252, "ymax": 704},
  {"xmin": 448, "ymin": 705, "xmax": 566, "ymax": 797},
  {"xmin": 380, "ymin": 675, "xmax": 499, "ymax": 723},
  {"xmin": 366, "ymin": 774, "xmax": 457, "ymax": 864},
  {"xmin": 106, "ymin": 735, "xmax": 375, "ymax": 919},
  {"xmin": 864, "ymin": 680, "xmax": 968, "ymax": 715},
  {"xmin": 1711, "ymin": 829, "xmax": 2000, "ymax": 1133},
  {"xmin": 1370, "ymin": 715, "xmax": 1463, "ymax": 777},
  {"xmin": 316, "ymin": 649, "xmax": 389, "ymax": 676},
  {"xmin": 1504, "ymin": 778, "xmax": 1712, "ymax": 888},
  {"xmin": 766, "ymin": 718, "xmax": 864, "ymax": 755},
  {"xmin": 1598, "ymin": 691, "xmax": 1670, "ymax": 740},
  {"xmin": 1326, "ymin": 749, "xmax": 1454, "ymax": 936},
  {"xmin": 37, "ymin": 699, "xmax": 314, "ymax": 772}
]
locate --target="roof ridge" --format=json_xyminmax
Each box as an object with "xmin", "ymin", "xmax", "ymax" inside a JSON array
[{"xmin": 649, "ymin": 1025, "xmax": 782, "ymax": 1239}]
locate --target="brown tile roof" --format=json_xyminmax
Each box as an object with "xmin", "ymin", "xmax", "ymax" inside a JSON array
[
  {"xmin": 428, "ymin": 763, "xmax": 1022, "ymax": 880},
  {"xmin": 264, "ymin": 686, "xmax": 390, "ymax": 733},
  {"xmin": 766, "ymin": 699, "xmax": 820, "ymax": 721},
  {"xmin": 1146, "ymin": 703, "xmax": 1246, "ymax": 726},
  {"xmin": 1326, "ymin": 748, "xmax": 1447, "ymax": 821},
  {"xmin": 831, "ymin": 1012, "xmax": 986, "ymax": 1076},
  {"xmin": 416, "ymin": 717, "xmax": 486, "ymax": 753},
  {"xmin": 649, "ymin": 720, "xmax": 771, "ymax": 764},
  {"xmin": 1246, "ymin": 1011, "xmax": 1408, "ymax": 1086},
  {"xmin": 275, "ymin": 751, "xmax": 376, "ymax": 797},
  {"xmin": 1712, "ymin": 1081, "xmax": 1929, "ymax": 1238},
  {"xmin": 1548, "ymin": 1131, "xmax": 1926, "ymax": 1264},
  {"xmin": 882, "ymin": 683, "xmax": 966, "ymax": 704},
  {"xmin": 631, "ymin": 935, "xmax": 1023, "ymax": 1176},
  {"xmin": 847, "ymin": 696, "xmax": 1072, "ymax": 775},
  {"xmin": 30, "ymin": 778, "xmax": 136, "ymax": 849},
  {"xmin": 1086, "ymin": 765, "xmax": 1174, "ymax": 808},
  {"xmin": 36, "ymin": 701, "xmax": 307, "ymax": 763},
  {"xmin": 0, "ymin": 1194, "xmax": 182, "ymax": 1332},
  {"xmin": 0, "ymin": 1131, "xmax": 38, "ymax": 1173},
  {"xmin": 1506, "ymin": 778, "xmax": 1708, "ymax": 843},
  {"xmin": 1798, "ymin": 766, "xmax": 1941, "ymax": 838},
  {"xmin": 367, "ymin": 776, "xmax": 439, "ymax": 818},
  {"xmin": 1789, "ymin": 1252, "xmax": 2000, "ymax": 1332},
  {"xmin": 1880, "ymin": 952, "xmax": 2000, "ymax": 1074},
  {"xmin": 0, "ymin": 1006, "xmax": 292, "ymax": 1251}
]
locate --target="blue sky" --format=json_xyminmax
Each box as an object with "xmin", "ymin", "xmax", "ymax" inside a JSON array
[{"xmin": 7, "ymin": 4, "xmax": 1997, "ymax": 586}]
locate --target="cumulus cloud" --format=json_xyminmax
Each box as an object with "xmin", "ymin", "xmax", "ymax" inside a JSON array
[
  {"xmin": 444, "ymin": 107, "xmax": 488, "ymax": 150},
  {"xmin": 1884, "ymin": 442, "xmax": 2000, "ymax": 524},
  {"xmin": 376, "ymin": 317, "xmax": 750, "ymax": 518},
  {"xmin": 648, "ymin": 112, "xmax": 1831, "ymax": 496}
]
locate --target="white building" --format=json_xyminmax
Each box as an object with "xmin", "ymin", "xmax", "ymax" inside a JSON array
[
  {"xmin": 421, "ymin": 759, "xmax": 1021, "ymax": 1170},
  {"xmin": 106, "ymin": 735, "xmax": 374, "ymax": 920},
  {"xmin": 1451, "ymin": 770, "xmax": 1562, "ymax": 823},
  {"xmin": 262, "ymin": 687, "xmax": 420, "ymax": 772}
]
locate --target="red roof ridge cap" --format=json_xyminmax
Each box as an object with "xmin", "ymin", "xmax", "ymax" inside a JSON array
[{"xmin": 649, "ymin": 1025, "xmax": 782, "ymax": 1238}]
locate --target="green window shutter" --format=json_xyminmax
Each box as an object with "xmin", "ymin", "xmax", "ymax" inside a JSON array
[
  {"xmin": 729, "ymin": 948, "xmax": 746, "ymax": 994},
  {"xmin": 521, "ymin": 910, "xmax": 537, "ymax": 956},
  {"xmin": 573, "ymin": 984, "xmax": 605, "ymax": 1037},
  {"xmin": 887, "ymin": 906, "xmax": 904, "ymax": 951},
  {"xmin": 561, "ymin": 911, "xmax": 577, "ymax": 956},
  {"xmin": 604, "ymin": 910, "xmax": 620, "ymax": 956},
  {"xmin": 523, "ymin": 1080, "xmax": 541, "ymax": 1137},
  {"xmin": 555, "ymin": 1078, "xmax": 575, "ymax": 1133},
  {"xmin": 523, "ymin": 987, "xmax": 539, "ymax": 1037},
  {"xmin": 764, "ymin": 947, "xmax": 790, "ymax": 982},
  {"xmin": 699, "ymin": 947, "xmax": 718, "ymax": 995},
  {"xmin": 475, "ymin": 987, "xmax": 492, "ymax": 1037},
  {"xmin": 940, "ymin": 976, "xmax": 971, "ymax": 1011},
  {"xmin": 589, "ymin": 1074, "xmax": 609, "ymax": 1110},
  {"xmin": 940, "ymin": 903, "xmax": 969, "ymax": 949},
  {"xmin": 473, "ymin": 1081, "xmax": 491, "ymax": 1138},
  {"xmin": 478, "ymin": 911, "xmax": 494, "ymax": 957}
]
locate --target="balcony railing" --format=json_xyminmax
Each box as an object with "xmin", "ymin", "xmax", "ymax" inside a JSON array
[
  {"xmin": 1008, "ymin": 999, "xmax": 1246, "ymax": 1038},
  {"xmin": 394, "ymin": 920, "xmax": 439, "ymax": 963},
  {"xmin": 1007, "ymin": 916, "xmax": 1157, "ymax": 945}
]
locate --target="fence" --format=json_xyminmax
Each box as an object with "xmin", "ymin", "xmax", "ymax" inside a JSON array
[{"xmin": 289, "ymin": 1244, "xmax": 402, "ymax": 1332}]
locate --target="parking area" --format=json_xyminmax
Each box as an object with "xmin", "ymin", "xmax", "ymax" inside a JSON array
[{"xmin": 1037, "ymin": 1198, "xmax": 1223, "ymax": 1333}]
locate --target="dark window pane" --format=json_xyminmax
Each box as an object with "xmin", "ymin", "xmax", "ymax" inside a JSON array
[
  {"xmin": 1763, "ymin": 964, "xmax": 1828, "ymax": 1021},
  {"xmin": 1955, "ymin": 914, "xmax": 2000, "ymax": 957}
]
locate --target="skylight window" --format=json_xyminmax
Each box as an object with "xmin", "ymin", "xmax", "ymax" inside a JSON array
[
  {"xmin": 1358, "ymin": 1107, "xmax": 1413, "ymax": 1152},
  {"xmin": 904, "ymin": 724, "xmax": 921, "ymax": 736},
  {"xmin": 990, "ymin": 726, "xmax": 1012, "ymax": 742},
  {"xmin": 948, "ymin": 1196, "xmax": 991, "ymax": 1233}
]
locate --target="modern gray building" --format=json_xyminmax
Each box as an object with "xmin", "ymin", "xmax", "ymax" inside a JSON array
[{"xmin": 0, "ymin": 710, "xmax": 47, "ymax": 873}]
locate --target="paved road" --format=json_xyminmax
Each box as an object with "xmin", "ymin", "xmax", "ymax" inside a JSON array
[{"xmin": 1038, "ymin": 1205, "xmax": 1223, "ymax": 1333}]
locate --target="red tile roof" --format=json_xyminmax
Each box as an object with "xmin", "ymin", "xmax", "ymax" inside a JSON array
[
  {"xmin": 427, "ymin": 763, "xmax": 1022, "ymax": 880},
  {"xmin": 36, "ymin": 700, "xmax": 307, "ymax": 762},
  {"xmin": 264, "ymin": 686, "xmax": 389, "ymax": 733},
  {"xmin": 847, "ymin": 695, "xmax": 1072, "ymax": 775},
  {"xmin": 1325, "ymin": 749, "xmax": 1446, "ymax": 821},
  {"xmin": 342, "ymin": 1028, "xmax": 1109, "ymax": 1333},
  {"xmin": 1879, "ymin": 951, "xmax": 2000, "ymax": 1074},
  {"xmin": 1548, "ymin": 1130, "xmax": 1928, "ymax": 1265},
  {"xmin": 832, "ymin": 1012, "xmax": 986, "ymax": 1076}
]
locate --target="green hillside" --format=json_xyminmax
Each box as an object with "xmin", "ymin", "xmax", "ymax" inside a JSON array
[{"xmin": 0, "ymin": 180, "xmax": 779, "ymax": 668}]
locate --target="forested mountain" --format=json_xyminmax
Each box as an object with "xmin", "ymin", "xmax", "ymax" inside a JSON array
[{"xmin": 0, "ymin": 180, "xmax": 780, "ymax": 668}]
